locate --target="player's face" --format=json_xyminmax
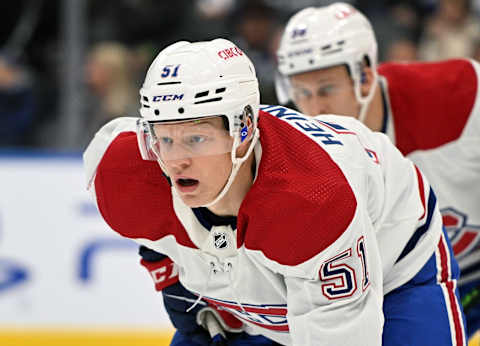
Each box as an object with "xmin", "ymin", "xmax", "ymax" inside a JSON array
[
  {"xmin": 153, "ymin": 117, "xmax": 234, "ymax": 208},
  {"xmin": 289, "ymin": 65, "xmax": 360, "ymax": 118}
]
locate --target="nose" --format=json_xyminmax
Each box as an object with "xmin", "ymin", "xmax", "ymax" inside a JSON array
[
  {"xmin": 159, "ymin": 142, "xmax": 193, "ymax": 168},
  {"xmin": 165, "ymin": 157, "xmax": 192, "ymax": 173},
  {"xmin": 308, "ymin": 96, "xmax": 329, "ymax": 116}
]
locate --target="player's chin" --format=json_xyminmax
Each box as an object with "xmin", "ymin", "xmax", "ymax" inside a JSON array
[{"xmin": 178, "ymin": 192, "xmax": 210, "ymax": 208}]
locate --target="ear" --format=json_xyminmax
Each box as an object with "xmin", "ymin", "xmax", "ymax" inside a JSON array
[{"xmin": 360, "ymin": 66, "xmax": 375, "ymax": 97}]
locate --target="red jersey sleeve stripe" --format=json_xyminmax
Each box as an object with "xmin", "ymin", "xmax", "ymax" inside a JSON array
[{"xmin": 414, "ymin": 165, "xmax": 426, "ymax": 220}]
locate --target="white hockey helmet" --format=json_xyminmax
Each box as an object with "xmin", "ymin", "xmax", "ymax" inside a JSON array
[
  {"xmin": 137, "ymin": 38, "xmax": 260, "ymax": 207},
  {"xmin": 276, "ymin": 3, "xmax": 378, "ymax": 122}
]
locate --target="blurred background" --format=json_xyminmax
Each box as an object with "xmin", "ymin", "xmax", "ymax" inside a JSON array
[
  {"xmin": 2, "ymin": 0, "xmax": 480, "ymax": 151},
  {"xmin": 1, "ymin": 0, "xmax": 480, "ymax": 345}
]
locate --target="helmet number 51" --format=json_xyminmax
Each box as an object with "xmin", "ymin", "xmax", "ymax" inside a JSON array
[{"xmin": 162, "ymin": 64, "xmax": 180, "ymax": 78}]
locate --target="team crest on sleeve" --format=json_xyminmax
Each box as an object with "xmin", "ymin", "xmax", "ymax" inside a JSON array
[{"xmin": 442, "ymin": 207, "xmax": 480, "ymax": 257}]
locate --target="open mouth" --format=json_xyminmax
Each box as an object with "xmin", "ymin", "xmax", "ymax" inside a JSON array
[
  {"xmin": 175, "ymin": 178, "xmax": 200, "ymax": 193},
  {"xmin": 177, "ymin": 178, "xmax": 199, "ymax": 187}
]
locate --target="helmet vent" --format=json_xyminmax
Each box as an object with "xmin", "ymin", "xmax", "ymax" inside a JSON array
[
  {"xmin": 154, "ymin": 110, "xmax": 160, "ymax": 115},
  {"xmin": 216, "ymin": 87, "xmax": 226, "ymax": 94},
  {"xmin": 143, "ymin": 96, "xmax": 149, "ymax": 101},
  {"xmin": 195, "ymin": 91, "xmax": 209, "ymax": 98},
  {"xmin": 321, "ymin": 44, "xmax": 332, "ymax": 51},
  {"xmin": 156, "ymin": 82, "xmax": 182, "ymax": 85},
  {"xmin": 194, "ymin": 97, "xmax": 222, "ymax": 105},
  {"xmin": 337, "ymin": 40, "xmax": 345, "ymax": 46},
  {"xmin": 322, "ymin": 48, "xmax": 342, "ymax": 56},
  {"xmin": 143, "ymin": 104, "xmax": 150, "ymax": 108}
]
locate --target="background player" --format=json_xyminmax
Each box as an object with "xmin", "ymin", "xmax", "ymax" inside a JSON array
[{"xmin": 276, "ymin": 2, "xmax": 480, "ymax": 339}]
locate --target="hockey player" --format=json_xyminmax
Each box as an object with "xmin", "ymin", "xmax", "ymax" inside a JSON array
[
  {"xmin": 84, "ymin": 38, "xmax": 466, "ymax": 345},
  {"xmin": 276, "ymin": 2, "xmax": 480, "ymax": 339}
]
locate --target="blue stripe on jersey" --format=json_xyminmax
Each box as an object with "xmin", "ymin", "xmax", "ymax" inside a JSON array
[
  {"xmin": 318, "ymin": 121, "xmax": 348, "ymax": 131},
  {"xmin": 192, "ymin": 208, "xmax": 212, "ymax": 230},
  {"xmin": 396, "ymin": 187, "xmax": 437, "ymax": 263},
  {"xmin": 192, "ymin": 208, "xmax": 237, "ymax": 231},
  {"xmin": 138, "ymin": 245, "xmax": 167, "ymax": 261}
]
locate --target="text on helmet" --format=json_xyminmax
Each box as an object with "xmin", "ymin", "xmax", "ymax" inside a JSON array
[
  {"xmin": 287, "ymin": 48, "xmax": 313, "ymax": 58},
  {"xmin": 161, "ymin": 64, "xmax": 180, "ymax": 78},
  {"xmin": 335, "ymin": 6, "xmax": 356, "ymax": 19},
  {"xmin": 217, "ymin": 47, "xmax": 244, "ymax": 60},
  {"xmin": 291, "ymin": 27, "xmax": 307, "ymax": 39},
  {"xmin": 152, "ymin": 94, "xmax": 184, "ymax": 102}
]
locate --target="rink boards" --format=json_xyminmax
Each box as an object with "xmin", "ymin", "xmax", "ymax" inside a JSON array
[{"xmin": 0, "ymin": 151, "xmax": 173, "ymax": 345}]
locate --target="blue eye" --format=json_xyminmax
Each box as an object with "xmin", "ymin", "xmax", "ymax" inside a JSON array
[
  {"xmin": 188, "ymin": 135, "xmax": 206, "ymax": 144},
  {"xmin": 318, "ymin": 85, "xmax": 335, "ymax": 96},
  {"xmin": 294, "ymin": 88, "xmax": 312, "ymax": 100},
  {"xmin": 160, "ymin": 137, "xmax": 173, "ymax": 145}
]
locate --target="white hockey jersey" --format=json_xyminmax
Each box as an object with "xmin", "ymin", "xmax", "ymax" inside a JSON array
[
  {"xmin": 379, "ymin": 59, "xmax": 480, "ymax": 285},
  {"xmin": 84, "ymin": 107, "xmax": 443, "ymax": 345}
]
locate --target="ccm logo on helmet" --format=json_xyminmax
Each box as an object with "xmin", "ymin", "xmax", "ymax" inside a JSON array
[
  {"xmin": 288, "ymin": 48, "xmax": 313, "ymax": 57},
  {"xmin": 152, "ymin": 94, "xmax": 184, "ymax": 102},
  {"xmin": 218, "ymin": 47, "xmax": 244, "ymax": 60}
]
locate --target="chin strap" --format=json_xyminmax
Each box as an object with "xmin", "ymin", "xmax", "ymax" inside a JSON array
[
  {"xmin": 357, "ymin": 70, "xmax": 378, "ymax": 124},
  {"xmin": 161, "ymin": 128, "xmax": 260, "ymax": 209},
  {"xmin": 201, "ymin": 129, "xmax": 260, "ymax": 208}
]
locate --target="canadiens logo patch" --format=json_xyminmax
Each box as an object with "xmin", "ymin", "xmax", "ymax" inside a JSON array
[
  {"xmin": 442, "ymin": 207, "xmax": 480, "ymax": 257},
  {"xmin": 213, "ymin": 232, "xmax": 228, "ymax": 249}
]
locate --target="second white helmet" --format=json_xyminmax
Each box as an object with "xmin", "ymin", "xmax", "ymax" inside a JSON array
[{"xmin": 276, "ymin": 3, "xmax": 378, "ymax": 121}]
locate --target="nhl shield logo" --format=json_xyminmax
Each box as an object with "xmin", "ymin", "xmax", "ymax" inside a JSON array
[{"xmin": 213, "ymin": 232, "xmax": 228, "ymax": 249}]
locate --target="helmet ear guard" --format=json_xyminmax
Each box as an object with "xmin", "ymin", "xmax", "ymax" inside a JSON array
[
  {"xmin": 360, "ymin": 71, "xmax": 367, "ymax": 84},
  {"xmin": 235, "ymin": 105, "xmax": 255, "ymax": 143}
]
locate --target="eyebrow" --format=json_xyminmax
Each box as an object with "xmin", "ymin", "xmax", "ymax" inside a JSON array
[
  {"xmin": 157, "ymin": 119, "xmax": 215, "ymax": 128},
  {"xmin": 293, "ymin": 79, "xmax": 335, "ymax": 89},
  {"xmin": 190, "ymin": 120, "xmax": 215, "ymax": 126},
  {"xmin": 185, "ymin": 120, "xmax": 220, "ymax": 130},
  {"xmin": 294, "ymin": 77, "xmax": 335, "ymax": 86},
  {"xmin": 155, "ymin": 121, "xmax": 219, "ymax": 135}
]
